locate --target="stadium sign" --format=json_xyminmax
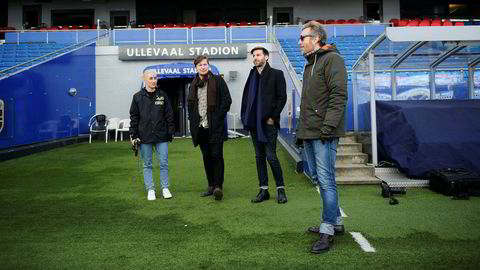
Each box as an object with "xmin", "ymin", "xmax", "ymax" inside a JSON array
[{"xmin": 119, "ymin": 44, "xmax": 247, "ymax": 60}]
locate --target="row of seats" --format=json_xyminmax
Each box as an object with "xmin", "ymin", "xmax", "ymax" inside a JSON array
[
  {"xmin": 306, "ymin": 19, "xmax": 367, "ymax": 24},
  {"xmin": 89, "ymin": 115, "xmax": 130, "ymax": 143},
  {"xmin": 389, "ymin": 18, "xmax": 479, "ymax": 27},
  {"xmin": 139, "ymin": 21, "xmax": 262, "ymax": 29},
  {"xmin": 0, "ymin": 43, "xmax": 73, "ymax": 75}
]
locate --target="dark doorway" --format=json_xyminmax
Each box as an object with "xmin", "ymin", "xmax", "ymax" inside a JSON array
[
  {"xmin": 273, "ymin": 7, "xmax": 293, "ymax": 24},
  {"xmin": 51, "ymin": 9, "xmax": 94, "ymax": 28},
  {"xmin": 23, "ymin": 5, "xmax": 41, "ymax": 29},
  {"xmin": 157, "ymin": 78, "xmax": 191, "ymax": 137},
  {"xmin": 110, "ymin": 10, "xmax": 130, "ymax": 28},
  {"xmin": 364, "ymin": 0, "xmax": 383, "ymax": 21}
]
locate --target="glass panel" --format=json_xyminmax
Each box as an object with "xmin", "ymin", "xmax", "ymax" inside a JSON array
[
  {"xmin": 395, "ymin": 71, "xmax": 430, "ymax": 100},
  {"xmin": 474, "ymin": 70, "xmax": 480, "ymax": 99},
  {"xmin": 372, "ymin": 39, "xmax": 411, "ymax": 68},
  {"xmin": 435, "ymin": 71, "xmax": 468, "ymax": 100},
  {"xmin": 438, "ymin": 46, "xmax": 480, "ymax": 68},
  {"xmin": 352, "ymin": 56, "xmax": 371, "ymax": 131}
]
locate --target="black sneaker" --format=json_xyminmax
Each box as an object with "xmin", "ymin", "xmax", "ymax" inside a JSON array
[
  {"xmin": 251, "ymin": 189, "xmax": 270, "ymax": 203},
  {"xmin": 201, "ymin": 186, "xmax": 214, "ymax": 197},
  {"xmin": 213, "ymin": 187, "xmax": 223, "ymax": 200},
  {"xmin": 311, "ymin": 233, "xmax": 334, "ymax": 254},
  {"xmin": 277, "ymin": 188, "xmax": 288, "ymax": 204}
]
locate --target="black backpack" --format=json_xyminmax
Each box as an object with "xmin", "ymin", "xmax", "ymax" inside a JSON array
[{"xmin": 428, "ymin": 168, "xmax": 480, "ymax": 200}]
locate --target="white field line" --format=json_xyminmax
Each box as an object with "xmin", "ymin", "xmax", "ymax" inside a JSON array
[{"xmin": 350, "ymin": 232, "xmax": 376, "ymax": 252}]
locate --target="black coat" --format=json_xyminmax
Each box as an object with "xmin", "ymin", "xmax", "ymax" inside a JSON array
[
  {"xmin": 187, "ymin": 74, "xmax": 232, "ymax": 147},
  {"xmin": 129, "ymin": 88, "xmax": 175, "ymax": 144},
  {"xmin": 241, "ymin": 62, "xmax": 287, "ymax": 129}
]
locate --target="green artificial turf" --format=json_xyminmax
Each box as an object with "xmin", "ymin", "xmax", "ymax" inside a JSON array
[{"xmin": 1, "ymin": 138, "xmax": 479, "ymax": 269}]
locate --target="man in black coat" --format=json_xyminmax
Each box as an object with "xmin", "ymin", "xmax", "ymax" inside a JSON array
[
  {"xmin": 241, "ymin": 46, "xmax": 288, "ymax": 204},
  {"xmin": 187, "ymin": 55, "xmax": 232, "ymax": 200},
  {"xmin": 130, "ymin": 69, "xmax": 175, "ymax": 201}
]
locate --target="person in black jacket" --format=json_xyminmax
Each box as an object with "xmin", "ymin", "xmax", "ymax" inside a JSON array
[
  {"xmin": 187, "ymin": 55, "xmax": 232, "ymax": 200},
  {"xmin": 241, "ymin": 46, "xmax": 288, "ymax": 204},
  {"xmin": 129, "ymin": 69, "xmax": 175, "ymax": 201}
]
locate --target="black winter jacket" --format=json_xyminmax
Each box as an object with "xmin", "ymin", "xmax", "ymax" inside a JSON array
[
  {"xmin": 240, "ymin": 62, "xmax": 287, "ymax": 129},
  {"xmin": 129, "ymin": 88, "xmax": 175, "ymax": 144},
  {"xmin": 187, "ymin": 74, "xmax": 232, "ymax": 147}
]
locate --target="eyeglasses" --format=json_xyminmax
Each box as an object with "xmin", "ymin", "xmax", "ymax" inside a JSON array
[{"xmin": 299, "ymin": 34, "xmax": 314, "ymax": 42}]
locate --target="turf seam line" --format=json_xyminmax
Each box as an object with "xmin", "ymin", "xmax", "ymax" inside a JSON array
[{"xmin": 350, "ymin": 232, "xmax": 376, "ymax": 252}]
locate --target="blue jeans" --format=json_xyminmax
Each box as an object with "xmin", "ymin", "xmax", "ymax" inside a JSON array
[
  {"xmin": 303, "ymin": 138, "xmax": 343, "ymax": 235},
  {"xmin": 140, "ymin": 142, "xmax": 169, "ymax": 191}
]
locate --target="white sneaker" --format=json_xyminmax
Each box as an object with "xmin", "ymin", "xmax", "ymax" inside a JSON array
[
  {"xmin": 162, "ymin": 188, "xmax": 172, "ymax": 199},
  {"xmin": 147, "ymin": 190, "xmax": 156, "ymax": 201}
]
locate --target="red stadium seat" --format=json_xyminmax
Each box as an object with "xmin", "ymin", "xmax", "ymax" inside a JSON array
[
  {"xmin": 316, "ymin": 19, "xmax": 325, "ymax": 24},
  {"xmin": 454, "ymin": 22, "xmax": 464, "ymax": 26},
  {"xmin": 154, "ymin": 23, "xmax": 164, "ymax": 28},
  {"xmin": 251, "ymin": 21, "xmax": 258, "ymax": 25},
  {"xmin": 407, "ymin": 20, "xmax": 419, "ymax": 26},
  {"xmin": 347, "ymin": 19, "xmax": 358, "ymax": 24},
  {"xmin": 419, "ymin": 20, "xmax": 431, "ymax": 26},
  {"xmin": 70, "ymin": 25, "xmax": 78, "ymax": 29},
  {"xmin": 165, "ymin": 23, "xmax": 175, "ymax": 28},
  {"xmin": 431, "ymin": 20, "xmax": 442, "ymax": 26},
  {"xmin": 185, "ymin": 23, "xmax": 194, "ymax": 28},
  {"xmin": 398, "ymin": 19, "xmax": 409, "ymax": 27},
  {"xmin": 217, "ymin": 22, "xmax": 226, "ymax": 27},
  {"xmin": 389, "ymin": 18, "xmax": 399, "ymax": 26},
  {"xmin": 144, "ymin": 23, "xmax": 153, "ymax": 28},
  {"xmin": 83, "ymin": 24, "xmax": 90, "ymax": 29},
  {"xmin": 239, "ymin": 21, "xmax": 248, "ymax": 26},
  {"xmin": 206, "ymin": 22, "xmax": 217, "ymax": 27},
  {"xmin": 336, "ymin": 19, "xmax": 346, "ymax": 24},
  {"xmin": 442, "ymin": 20, "xmax": 453, "ymax": 26},
  {"xmin": 326, "ymin": 19, "xmax": 335, "ymax": 24}
]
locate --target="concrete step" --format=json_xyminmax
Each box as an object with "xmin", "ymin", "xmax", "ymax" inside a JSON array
[
  {"xmin": 335, "ymin": 164, "xmax": 375, "ymax": 177},
  {"xmin": 337, "ymin": 143, "xmax": 362, "ymax": 153},
  {"xmin": 336, "ymin": 176, "xmax": 381, "ymax": 185},
  {"xmin": 336, "ymin": 152, "xmax": 368, "ymax": 164},
  {"xmin": 339, "ymin": 133, "xmax": 357, "ymax": 144}
]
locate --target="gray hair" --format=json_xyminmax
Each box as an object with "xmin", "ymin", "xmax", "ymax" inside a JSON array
[{"xmin": 302, "ymin": 21, "xmax": 327, "ymax": 45}]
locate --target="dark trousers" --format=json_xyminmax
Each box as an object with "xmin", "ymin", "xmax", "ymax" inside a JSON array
[
  {"xmin": 250, "ymin": 125, "xmax": 285, "ymax": 188},
  {"xmin": 198, "ymin": 127, "xmax": 224, "ymax": 189}
]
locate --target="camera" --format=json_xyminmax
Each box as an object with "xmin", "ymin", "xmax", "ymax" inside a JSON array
[{"xmin": 132, "ymin": 139, "xmax": 140, "ymax": 156}]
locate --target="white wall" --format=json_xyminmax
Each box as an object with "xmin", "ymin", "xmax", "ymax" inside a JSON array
[
  {"xmin": 8, "ymin": 0, "xmax": 136, "ymax": 29},
  {"xmin": 383, "ymin": 0, "xmax": 401, "ymax": 22},
  {"xmin": 267, "ymin": 0, "xmax": 400, "ymax": 23},
  {"xmin": 95, "ymin": 43, "xmax": 282, "ymax": 129}
]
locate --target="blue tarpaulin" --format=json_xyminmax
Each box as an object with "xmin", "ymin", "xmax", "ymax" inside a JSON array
[{"xmin": 376, "ymin": 100, "xmax": 480, "ymax": 178}]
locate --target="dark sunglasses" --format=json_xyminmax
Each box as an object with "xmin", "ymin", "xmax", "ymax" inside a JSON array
[{"xmin": 299, "ymin": 34, "xmax": 314, "ymax": 42}]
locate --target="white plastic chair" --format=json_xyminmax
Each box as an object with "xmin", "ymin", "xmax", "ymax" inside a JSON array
[
  {"xmin": 105, "ymin": 117, "xmax": 120, "ymax": 143},
  {"xmin": 88, "ymin": 114, "xmax": 108, "ymax": 144},
  {"xmin": 116, "ymin": 119, "xmax": 131, "ymax": 142}
]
